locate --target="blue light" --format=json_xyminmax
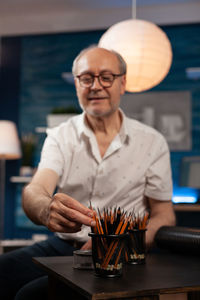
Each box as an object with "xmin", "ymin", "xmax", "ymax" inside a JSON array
[
  {"xmin": 172, "ymin": 196, "xmax": 197, "ymax": 204},
  {"xmin": 172, "ymin": 188, "xmax": 198, "ymax": 204}
]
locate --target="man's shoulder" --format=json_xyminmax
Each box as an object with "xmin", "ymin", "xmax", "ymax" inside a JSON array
[
  {"xmin": 125, "ymin": 117, "xmax": 169, "ymax": 153},
  {"xmin": 46, "ymin": 114, "xmax": 82, "ymax": 141},
  {"xmin": 47, "ymin": 114, "xmax": 82, "ymax": 133},
  {"xmin": 126, "ymin": 116, "xmax": 163, "ymax": 138}
]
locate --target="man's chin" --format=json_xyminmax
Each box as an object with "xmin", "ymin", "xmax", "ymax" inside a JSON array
[{"xmin": 86, "ymin": 108, "xmax": 113, "ymax": 118}]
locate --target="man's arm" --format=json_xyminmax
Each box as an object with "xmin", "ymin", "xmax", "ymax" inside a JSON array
[
  {"xmin": 146, "ymin": 198, "xmax": 176, "ymax": 249},
  {"xmin": 22, "ymin": 168, "xmax": 95, "ymax": 233}
]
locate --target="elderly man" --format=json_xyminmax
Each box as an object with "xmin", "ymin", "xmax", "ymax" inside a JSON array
[{"xmin": 0, "ymin": 46, "xmax": 175, "ymax": 300}]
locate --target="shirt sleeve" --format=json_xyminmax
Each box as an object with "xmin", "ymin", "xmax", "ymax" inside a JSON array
[
  {"xmin": 144, "ymin": 134, "xmax": 173, "ymax": 201},
  {"xmin": 38, "ymin": 127, "xmax": 65, "ymax": 177}
]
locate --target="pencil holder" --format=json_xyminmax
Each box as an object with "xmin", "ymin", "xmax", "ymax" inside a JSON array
[
  {"xmin": 126, "ymin": 229, "xmax": 146, "ymax": 264},
  {"xmin": 73, "ymin": 249, "xmax": 93, "ymax": 270},
  {"xmin": 89, "ymin": 233, "xmax": 127, "ymax": 278}
]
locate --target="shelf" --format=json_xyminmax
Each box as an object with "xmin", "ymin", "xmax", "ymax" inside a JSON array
[
  {"xmin": 0, "ymin": 239, "xmax": 35, "ymax": 254},
  {"xmin": 0, "ymin": 239, "xmax": 34, "ymax": 247},
  {"xmin": 35, "ymin": 127, "xmax": 47, "ymax": 133},
  {"xmin": 0, "ymin": 236, "xmax": 48, "ymax": 254},
  {"xmin": 173, "ymin": 204, "xmax": 200, "ymax": 212},
  {"xmin": 10, "ymin": 176, "xmax": 32, "ymax": 183}
]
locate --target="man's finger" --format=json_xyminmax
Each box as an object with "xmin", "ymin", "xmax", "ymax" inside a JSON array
[
  {"xmin": 60, "ymin": 204, "xmax": 96, "ymax": 227},
  {"xmin": 54, "ymin": 193, "xmax": 94, "ymax": 217}
]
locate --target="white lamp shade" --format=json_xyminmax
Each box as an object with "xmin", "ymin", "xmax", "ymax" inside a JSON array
[
  {"xmin": 0, "ymin": 120, "xmax": 21, "ymax": 159},
  {"xmin": 98, "ymin": 19, "xmax": 173, "ymax": 92}
]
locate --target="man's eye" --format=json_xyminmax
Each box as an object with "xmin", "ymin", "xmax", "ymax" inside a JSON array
[
  {"xmin": 81, "ymin": 76, "xmax": 92, "ymax": 83},
  {"xmin": 101, "ymin": 75, "xmax": 113, "ymax": 82}
]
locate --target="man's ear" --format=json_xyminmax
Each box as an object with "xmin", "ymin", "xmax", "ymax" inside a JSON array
[{"xmin": 120, "ymin": 75, "xmax": 126, "ymax": 95}]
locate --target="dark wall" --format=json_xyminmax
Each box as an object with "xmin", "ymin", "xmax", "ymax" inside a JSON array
[
  {"xmin": 0, "ymin": 37, "xmax": 22, "ymax": 238},
  {"xmin": 0, "ymin": 37, "xmax": 21, "ymax": 121},
  {"xmin": 151, "ymin": 23, "xmax": 200, "ymax": 205}
]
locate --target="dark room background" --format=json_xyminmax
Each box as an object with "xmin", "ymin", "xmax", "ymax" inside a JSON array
[{"xmin": 0, "ymin": 23, "xmax": 200, "ymax": 239}]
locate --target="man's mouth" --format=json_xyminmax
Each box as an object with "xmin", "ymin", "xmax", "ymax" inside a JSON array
[{"xmin": 88, "ymin": 96, "xmax": 107, "ymax": 101}]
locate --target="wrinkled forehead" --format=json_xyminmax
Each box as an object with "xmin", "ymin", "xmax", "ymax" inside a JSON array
[{"xmin": 76, "ymin": 48, "xmax": 120, "ymax": 75}]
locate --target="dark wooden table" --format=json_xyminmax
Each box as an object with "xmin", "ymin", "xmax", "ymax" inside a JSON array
[{"xmin": 33, "ymin": 251, "xmax": 200, "ymax": 300}]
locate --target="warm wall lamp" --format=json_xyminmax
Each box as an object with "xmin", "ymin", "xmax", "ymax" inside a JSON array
[
  {"xmin": 0, "ymin": 121, "xmax": 21, "ymax": 240},
  {"xmin": 98, "ymin": 0, "xmax": 173, "ymax": 93}
]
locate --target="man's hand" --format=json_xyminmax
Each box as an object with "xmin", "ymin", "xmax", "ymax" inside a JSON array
[
  {"xmin": 46, "ymin": 193, "xmax": 95, "ymax": 233},
  {"xmin": 22, "ymin": 168, "xmax": 96, "ymax": 233}
]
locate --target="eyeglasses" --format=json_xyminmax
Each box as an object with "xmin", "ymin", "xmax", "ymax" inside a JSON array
[{"xmin": 76, "ymin": 72, "xmax": 125, "ymax": 88}]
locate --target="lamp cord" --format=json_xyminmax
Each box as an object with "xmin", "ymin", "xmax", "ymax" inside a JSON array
[
  {"xmin": 0, "ymin": 158, "xmax": 5, "ymax": 240},
  {"xmin": 132, "ymin": 0, "xmax": 136, "ymax": 19}
]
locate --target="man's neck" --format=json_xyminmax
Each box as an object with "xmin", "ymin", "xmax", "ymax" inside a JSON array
[
  {"xmin": 85, "ymin": 110, "xmax": 122, "ymax": 136},
  {"xmin": 85, "ymin": 110, "xmax": 122, "ymax": 158}
]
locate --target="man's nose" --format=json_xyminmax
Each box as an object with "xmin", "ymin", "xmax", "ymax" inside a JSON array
[{"xmin": 91, "ymin": 76, "xmax": 102, "ymax": 89}]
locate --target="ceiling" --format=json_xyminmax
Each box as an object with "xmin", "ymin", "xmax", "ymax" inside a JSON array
[{"xmin": 0, "ymin": 0, "xmax": 199, "ymax": 36}]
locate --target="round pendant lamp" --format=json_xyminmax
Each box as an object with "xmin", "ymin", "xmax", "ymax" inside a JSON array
[{"xmin": 98, "ymin": 19, "xmax": 173, "ymax": 93}]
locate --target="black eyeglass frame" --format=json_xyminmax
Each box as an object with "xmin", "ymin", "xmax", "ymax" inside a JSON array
[{"xmin": 75, "ymin": 72, "xmax": 125, "ymax": 88}]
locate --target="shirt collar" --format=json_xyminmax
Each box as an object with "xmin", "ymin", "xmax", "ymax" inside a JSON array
[
  {"xmin": 76, "ymin": 109, "xmax": 130, "ymax": 143},
  {"xmin": 76, "ymin": 112, "xmax": 92, "ymax": 139},
  {"xmin": 118, "ymin": 108, "xmax": 130, "ymax": 144}
]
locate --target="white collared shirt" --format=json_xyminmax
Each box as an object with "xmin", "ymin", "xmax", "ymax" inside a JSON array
[{"xmin": 38, "ymin": 110, "xmax": 172, "ymax": 242}]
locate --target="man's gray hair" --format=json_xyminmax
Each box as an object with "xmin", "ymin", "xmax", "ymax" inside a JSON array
[{"xmin": 72, "ymin": 45, "xmax": 127, "ymax": 76}]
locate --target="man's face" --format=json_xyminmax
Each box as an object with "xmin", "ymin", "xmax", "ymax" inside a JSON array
[{"xmin": 74, "ymin": 48, "xmax": 126, "ymax": 118}]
